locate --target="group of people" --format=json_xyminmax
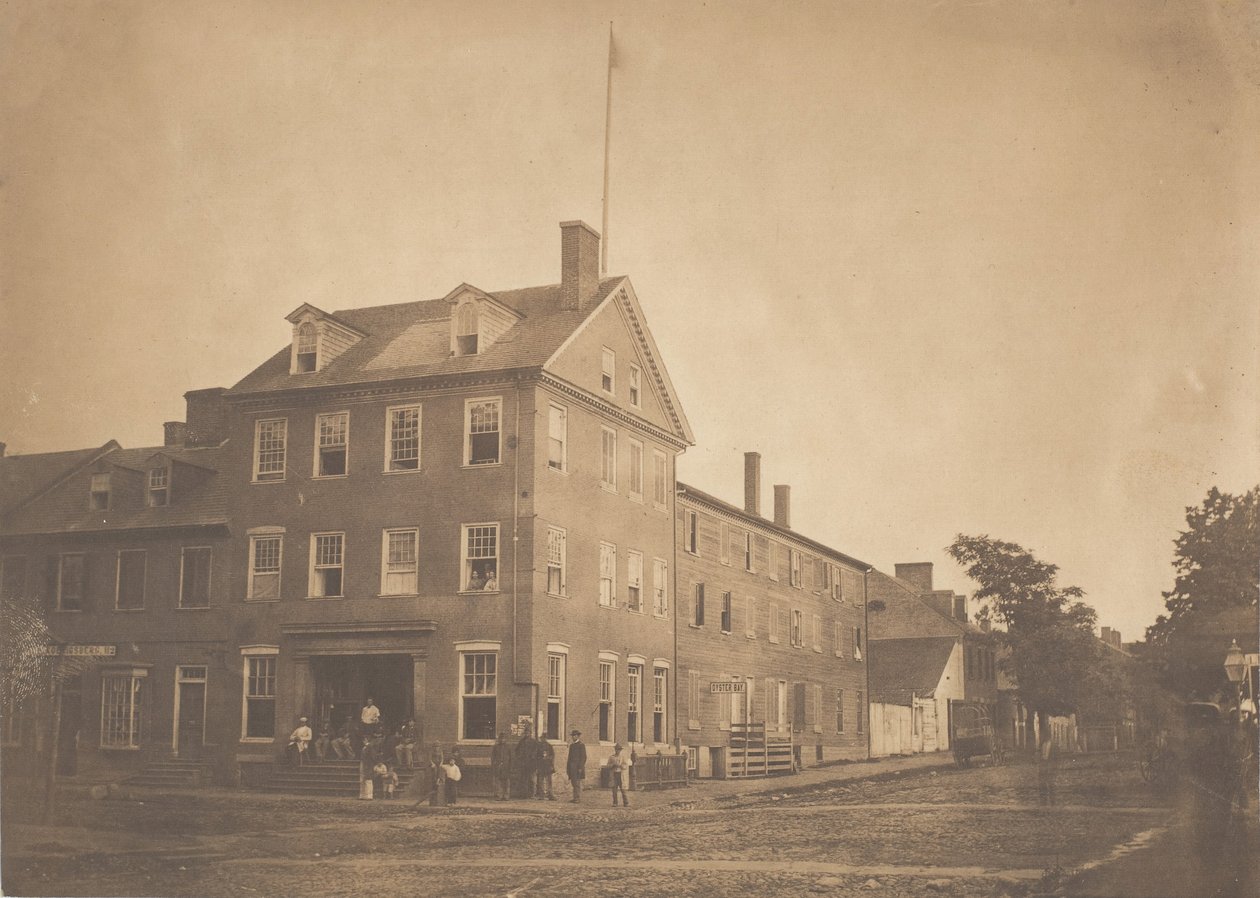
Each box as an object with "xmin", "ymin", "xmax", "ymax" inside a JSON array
[{"xmin": 288, "ymin": 699, "xmax": 421, "ymax": 770}]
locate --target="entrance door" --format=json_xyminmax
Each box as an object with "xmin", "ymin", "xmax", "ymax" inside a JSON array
[{"xmin": 176, "ymin": 666, "xmax": 207, "ymax": 759}]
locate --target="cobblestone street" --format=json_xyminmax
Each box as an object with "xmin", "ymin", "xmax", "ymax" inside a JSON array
[{"xmin": 7, "ymin": 753, "xmax": 1252, "ymax": 897}]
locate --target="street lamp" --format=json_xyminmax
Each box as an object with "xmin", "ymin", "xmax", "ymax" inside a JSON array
[{"xmin": 1223, "ymin": 639, "xmax": 1246, "ymax": 715}]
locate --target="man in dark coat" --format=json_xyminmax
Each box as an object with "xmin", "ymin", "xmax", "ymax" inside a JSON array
[
  {"xmin": 491, "ymin": 732, "xmax": 513, "ymax": 801},
  {"xmin": 566, "ymin": 729, "xmax": 587, "ymax": 803},
  {"xmin": 512, "ymin": 730, "xmax": 538, "ymax": 799},
  {"xmin": 535, "ymin": 736, "xmax": 556, "ymax": 800}
]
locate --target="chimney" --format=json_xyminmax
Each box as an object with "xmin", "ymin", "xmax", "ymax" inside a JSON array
[
  {"xmin": 743, "ymin": 452, "xmax": 762, "ymax": 517},
  {"xmin": 894, "ymin": 562, "xmax": 934, "ymax": 594},
  {"xmin": 184, "ymin": 387, "xmax": 229, "ymax": 446},
  {"xmin": 922, "ymin": 592, "xmax": 953, "ymax": 620},
  {"xmin": 1101, "ymin": 626, "xmax": 1112, "ymax": 645},
  {"xmin": 163, "ymin": 422, "xmax": 189, "ymax": 447},
  {"xmin": 560, "ymin": 221, "xmax": 601, "ymax": 311},
  {"xmin": 953, "ymin": 594, "xmax": 967, "ymax": 622},
  {"xmin": 773, "ymin": 484, "xmax": 791, "ymax": 529}
]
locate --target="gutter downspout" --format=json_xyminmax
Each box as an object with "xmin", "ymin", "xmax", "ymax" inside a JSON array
[
  {"xmin": 863, "ymin": 568, "xmax": 872, "ymax": 761},
  {"xmin": 512, "ymin": 379, "xmax": 539, "ymax": 732}
]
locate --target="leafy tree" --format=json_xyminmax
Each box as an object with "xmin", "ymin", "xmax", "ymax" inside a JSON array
[{"xmin": 948, "ymin": 534, "xmax": 1101, "ymax": 746}]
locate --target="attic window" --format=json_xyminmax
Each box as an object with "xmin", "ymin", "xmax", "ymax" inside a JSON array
[
  {"xmin": 455, "ymin": 303, "xmax": 479, "ymax": 356},
  {"xmin": 295, "ymin": 322, "xmax": 318, "ymax": 373},
  {"xmin": 148, "ymin": 467, "xmax": 169, "ymax": 507},
  {"xmin": 89, "ymin": 473, "xmax": 111, "ymax": 511}
]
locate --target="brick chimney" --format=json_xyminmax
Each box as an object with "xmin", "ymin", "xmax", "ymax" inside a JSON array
[
  {"xmin": 163, "ymin": 422, "xmax": 189, "ymax": 447},
  {"xmin": 185, "ymin": 387, "xmax": 229, "ymax": 446},
  {"xmin": 773, "ymin": 485, "xmax": 791, "ymax": 529},
  {"xmin": 744, "ymin": 452, "xmax": 761, "ymax": 517},
  {"xmin": 894, "ymin": 562, "xmax": 934, "ymax": 594},
  {"xmin": 560, "ymin": 221, "xmax": 601, "ymax": 311},
  {"xmin": 953, "ymin": 594, "xmax": 967, "ymax": 622}
]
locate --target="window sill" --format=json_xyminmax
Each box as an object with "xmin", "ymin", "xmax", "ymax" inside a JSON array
[
  {"xmin": 653, "ymin": 502, "xmax": 668, "ymax": 513},
  {"xmin": 746, "ymin": 633, "xmax": 756, "ymax": 640},
  {"xmin": 547, "ymin": 590, "xmax": 567, "ymax": 599},
  {"xmin": 457, "ymin": 590, "xmax": 501, "ymax": 596},
  {"xmin": 688, "ymin": 623, "xmax": 702, "ymax": 629},
  {"xmin": 176, "ymin": 606, "xmax": 212, "ymax": 611},
  {"xmin": 245, "ymin": 598, "xmax": 280, "ymax": 604},
  {"xmin": 628, "ymin": 493, "xmax": 643, "ymax": 504},
  {"xmin": 547, "ymin": 465, "xmax": 568, "ymax": 475},
  {"xmin": 768, "ymin": 637, "xmax": 780, "ymax": 645},
  {"xmin": 98, "ymin": 745, "xmax": 142, "ymax": 752},
  {"xmin": 53, "ymin": 608, "xmax": 83, "ymax": 613},
  {"xmin": 251, "ymin": 478, "xmax": 286, "ymax": 485},
  {"xmin": 687, "ymin": 722, "xmax": 700, "ymax": 731},
  {"xmin": 598, "ymin": 603, "xmax": 617, "ymax": 611},
  {"xmin": 382, "ymin": 468, "xmax": 423, "ymax": 475},
  {"xmin": 304, "ymin": 595, "xmax": 345, "ymax": 601},
  {"xmin": 627, "ymin": 607, "xmax": 645, "ymax": 615},
  {"xmin": 378, "ymin": 593, "xmax": 420, "ymax": 599},
  {"xmin": 600, "ymin": 483, "xmax": 618, "ymax": 494},
  {"xmin": 456, "ymin": 739, "xmax": 496, "ymax": 746},
  {"xmin": 462, "ymin": 461, "xmax": 503, "ymax": 469},
  {"xmin": 312, "ymin": 474, "xmax": 349, "ymax": 481},
  {"xmin": 720, "ymin": 630, "xmax": 732, "ymax": 636},
  {"xmin": 812, "ymin": 647, "xmax": 822, "ymax": 653},
  {"xmin": 113, "ymin": 608, "xmax": 146, "ymax": 613}
]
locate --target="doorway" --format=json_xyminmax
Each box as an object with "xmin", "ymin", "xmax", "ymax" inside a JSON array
[
  {"xmin": 175, "ymin": 666, "xmax": 207, "ymax": 759},
  {"xmin": 313, "ymin": 655, "xmax": 412, "ymax": 733}
]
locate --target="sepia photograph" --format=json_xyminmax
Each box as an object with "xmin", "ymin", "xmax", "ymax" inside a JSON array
[{"xmin": 1, "ymin": 2, "xmax": 1257, "ymax": 896}]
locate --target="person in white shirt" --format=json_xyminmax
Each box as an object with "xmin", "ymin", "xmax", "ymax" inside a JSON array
[
  {"xmin": 361, "ymin": 698, "xmax": 381, "ymax": 735},
  {"xmin": 288, "ymin": 717, "xmax": 312, "ymax": 766}
]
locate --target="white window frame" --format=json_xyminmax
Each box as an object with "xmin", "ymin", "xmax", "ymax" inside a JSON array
[
  {"xmin": 293, "ymin": 321, "xmax": 319, "ymax": 373},
  {"xmin": 313, "ymin": 411, "xmax": 350, "ymax": 478},
  {"xmin": 247, "ymin": 532, "xmax": 283, "ymax": 601},
  {"xmin": 790, "ymin": 548, "xmax": 802, "ymax": 588},
  {"xmin": 627, "ymin": 438, "xmax": 644, "ymax": 501},
  {"xmin": 652, "ymin": 666, "xmax": 668, "ymax": 743},
  {"xmin": 115, "ymin": 549, "xmax": 146, "ymax": 611},
  {"xmin": 600, "ymin": 426, "xmax": 618, "ymax": 491},
  {"xmin": 601, "ymin": 346, "xmax": 616, "ymax": 394},
  {"xmin": 178, "ymin": 546, "xmax": 213, "ymax": 609},
  {"xmin": 545, "ymin": 650, "xmax": 567, "ymax": 742},
  {"xmin": 628, "ymin": 364, "xmax": 642, "ymax": 408},
  {"xmin": 836, "ymin": 687, "xmax": 845, "ymax": 734},
  {"xmin": 598, "ymin": 542, "xmax": 617, "ymax": 608},
  {"xmin": 546, "ymin": 526, "xmax": 567, "ymax": 597},
  {"xmin": 652, "ymin": 449, "xmax": 668, "ymax": 510},
  {"xmin": 598, "ymin": 652, "xmax": 618, "ymax": 743},
  {"xmin": 464, "ymin": 397, "xmax": 503, "ymax": 467},
  {"xmin": 458, "ymin": 646, "xmax": 499, "ymax": 742},
  {"xmin": 853, "ymin": 626, "xmax": 863, "ymax": 661},
  {"xmin": 744, "ymin": 531, "xmax": 755, "ymax": 572},
  {"xmin": 685, "ymin": 510, "xmax": 698, "ymax": 555},
  {"xmin": 384, "ymin": 403, "xmax": 422, "ymax": 473},
  {"xmin": 720, "ymin": 591, "xmax": 732, "ymax": 634},
  {"xmin": 547, "ymin": 403, "xmax": 567, "ymax": 473},
  {"xmin": 461, "ymin": 523, "xmax": 500, "ymax": 592},
  {"xmin": 147, "ymin": 466, "xmax": 169, "ymax": 507},
  {"xmin": 627, "ymin": 662, "xmax": 643, "ymax": 744},
  {"xmin": 252, "ymin": 418, "xmax": 287, "ymax": 483},
  {"xmin": 791, "ymin": 608, "xmax": 804, "ymax": 648},
  {"xmin": 626, "ymin": 550, "xmax": 643, "ymax": 613},
  {"xmin": 380, "ymin": 528, "xmax": 419, "ymax": 596},
  {"xmin": 240, "ymin": 646, "xmax": 279, "ymax": 743},
  {"xmin": 89, "ymin": 472, "xmax": 111, "ymax": 510},
  {"xmin": 309, "ymin": 532, "xmax": 345, "ymax": 598},
  {"xmin": 690, "ymin": 582, "xmax": 705, "ymax": 628},
  {"xmin": 100, "ymin": 668, "xmax": 148, "ymax": 749},
  {"xmin": 652, "ymin": 558, "xmax": 669, "ymax": 618},
  {"xmin": 454, "ymin": 300, "xmax": 480, "ymax": 356}
]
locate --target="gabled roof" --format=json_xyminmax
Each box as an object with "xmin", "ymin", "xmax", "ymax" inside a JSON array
[
  {"xmin": 284, "ymin": 303, "xmax": 368, "ymax": 337},
  {"xmin": 867, "ymin": 569, "xmax": 984, "ymax": 639},
  {"xmin": 869, "ymin": 636, "xmax": 959, "ymax": 705},
  {"xmin": 0, "ymin": 442, "xmax": 120, "ymax": 514}
]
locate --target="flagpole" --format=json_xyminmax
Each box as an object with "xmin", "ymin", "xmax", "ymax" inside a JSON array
[{"xmin": 601, "ymin": 22, "xmax": 614, "ymax": 275}]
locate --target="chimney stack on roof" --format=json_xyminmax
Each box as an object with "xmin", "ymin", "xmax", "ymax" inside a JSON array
[
  {"xmin": 774, "ymin": 484, "xmax": 791, "ymax": 529},
  {"xmin": 184, "ymin": 387, "xmax": 229, "ymax": 446},
  {"xmin": 894, "ymin": 562, "xmax": 934, "ymax": 594},
  {"xmin": 164, "ymin": 422, "xmax": 189, "ymax": 447},
  {"xmin": 953, "ymin": 594, "xmax": 967, "ymax": 622},
  {"xmin": 560, "ymin": 221, "xmax": 601, "ymax": 311},
  {"xmin": 744, "ymin": 452, "xmax": 761, "ymax": 517}
]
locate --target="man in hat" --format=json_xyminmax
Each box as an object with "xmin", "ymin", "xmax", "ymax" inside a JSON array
[
  {"xmin": 566, "ymin": 729, "xmax": 587, "ymax": 803},
  {"xmin": 607, "ymin": 742, "xmax": 631, "ymax": 807},
  {"xmin": 288, "ymin": 716, "xmax": 312, "ymax": 767}
]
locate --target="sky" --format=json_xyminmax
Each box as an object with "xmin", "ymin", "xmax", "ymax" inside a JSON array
[{"xmin": 2, "ymin": 0, "xmax": 1257, "ymax": 641}]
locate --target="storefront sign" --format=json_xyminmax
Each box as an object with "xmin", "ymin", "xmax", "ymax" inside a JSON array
[
  {"xmin": 43, "ymin": 644, "xmax": 116, "ymax": 657},
  {"xmin": 710, "ymin": 681, "xmax": 746, "ymax": 694}
]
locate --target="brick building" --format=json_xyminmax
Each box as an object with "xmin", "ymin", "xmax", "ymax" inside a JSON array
[{"xmin": 676, "ymin": 452, "xmax": 871, "ymax": 777}]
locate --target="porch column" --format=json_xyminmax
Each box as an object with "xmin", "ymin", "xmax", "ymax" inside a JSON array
[
  {"xmin": 292, "ymin": 656, "xmax": 315, "ymax": 721},
  {"xmin": 411, "ymin": 653, "xmax": 428, "ymax": 746}
]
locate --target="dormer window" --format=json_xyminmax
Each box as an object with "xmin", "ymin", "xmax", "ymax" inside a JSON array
[
  {"xmin": 455, "ymin": 303, "xmax": 479, "ymax": 356},
  {"xmin": 295, "ymin": 322, "xmax": 318, "ymax": 373},
  {"xmin": 89, "ymin": 473, "xmax": 111, "ymax": 511},
  {"xmin": 148, "ymin": 467, "xmax": 169, "ymax": 507}
]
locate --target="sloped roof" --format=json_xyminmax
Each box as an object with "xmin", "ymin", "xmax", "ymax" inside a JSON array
[
  {"xmin": 227, "ymin": 280, "xmax": 624, "ymax": 396},
  {"xmin": 869, "ymin": 636, "xmax": 958, "ymax": 705},
  {"xmin": 868, "ymin": 569, "xmax": 967, "ymax": 638},
  {"xmin": 0, "ymin": 443, "xmax": 118, "ymax": 514}
]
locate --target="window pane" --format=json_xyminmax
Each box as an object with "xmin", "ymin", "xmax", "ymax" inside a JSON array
[
  {"xmin": 388, "ymin": 406, "xmax": 420, "ymax": 470},
  {"xmin": 255, "ymin": 420, "xmax": 286, "ymax": 480},
  {"xmin": 468, "ymin": 401, "xmax": 501, "ymax": 465}
]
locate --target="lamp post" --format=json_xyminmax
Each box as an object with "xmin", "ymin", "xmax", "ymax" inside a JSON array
[{"xmin": 1223, "ymin": 639, "xmax": 1246, "ymax": 719}]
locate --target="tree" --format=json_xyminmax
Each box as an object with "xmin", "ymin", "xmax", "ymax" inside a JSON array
[
  {"xmin": 948, "ymin": 534, "xmax": 1102, "ymax": 747},
  {"xmin": 1145, "ymin": 486, "xmax": 1259, "ymax": 698}
]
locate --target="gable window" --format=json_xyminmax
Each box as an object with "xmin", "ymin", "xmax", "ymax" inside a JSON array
[
  {"xmin": 789, "ymin": 549, "xmax": 802, "ymax": 588},
  {"xmin": 310, "ymin": 533, "xmax": 344, "ymax": 598},
  {"xmin": 89, "ymin": 473, "xmax": 111, "ymax": 511},
  {"xmin": 0, "ymin": 556, "xmax": 27, "ymax": 600},
  {"xmin": 465, "ymin": 399, "xmax": 502, "ymax": 466},
  {"xmin": 652, "ymin": 558, "xmax": 669, "ymax": 616},
  {"xmin": 744, "ymin": 532, "xmax": 754, "ymax": 572},
  {"xmin": 653, "ymin": 667, "xmax": 667, "ymax": 742},
  {"xmin": 791, "ymin": 609, "xmax": 804, "ymax": 647},
  {"xmin": 294, "ymin": 321, "xmax": 318, "ymax": 372},
  {"xmin": 626, "ymin": 551, "xmax": 643, "ymax": 612},
  {"xmin": 461, "ymin": 651, "xmax": 497, "ymax": 740},
  {"xmin": 548, "ymin": 405, "xmax": 567, "ymax": 472},
  {"xmin": 691, "ymin": 583, "xmax": 705, "ymax": 627},
  {"xmin": 462, "ymin": 524, "xmax": 499, "ymax": 591},
  {"xmin": 382, "ymin": 529, "xmax": 419, "ymax": 595},
  {"xmin": 546, "ymin": 652, "xmax": 566, "ymax": 741},
  {"xmin": 253, "ymin": 419, "xmax": 287, "ymax": 482},
  {"xmin": 720, "ymin": 592, "xmax": 732, "ymax": 634},
  {"xmin": 598, "ymin": 542, "xmax": 617, "ymax": 607},
  {"xmin": 179, "ymin": 547, "xmax": 212, "ymax": 609},
  {"xmin": 685, "ymin": 510, "xmax": 698, "ymax": 554},
  {"xmin": 627, "ymin": 663, "xmax": 643, "ymax": 743},
  {"xmin": 455, "ymin": 302, "xmax": 479, "ymax": 356},
  {"xmin": 386, "ymin": 405, "xmax": 421, "ymax": 472},
  {"xmin": 115, "ymin": 550, "xmax": 146, "ymax": 610},
  {"xmin": 600, "ymin": 427, "xmax": 617, "ymax": 490},
  {"xmin": 629, "ymin": 365, "xmax": 642, "ymax": 408},
  {"xmin": 147, "ymin": 467, "xmax": 169, "ymax": 507},
  {"xmin": 628, "ymin": 439, "xmax": 643, "ymax": 500},
  {"xmin": 546, "ymin": 527, "xmax": 567, "ymax": 596},
  {"xmin": 248, "ymin": 535, "xmax": 282, "ymax": 600},
  {"xmin": 57, "ymin": 554, "xmax": 85, "ymax": 611},
  {"xmin": 315, "ymin": 412, "xmax": 349, "ymax": 477},
  {"xmin": 601, "ymin": 347, "xmax": 616, "ymax": 393},
  {"xmin": 101, "ymin": 671, "xmax": 146, "ymax": 748},
  {"xmin": 652, "ymin": 450, "xmax": 668, "ymax": 509},
  {"xmin": 243, "ymin": 654, "xmax": 277, "ymax": 739},
  {"xmin": 598, "ymin": 658, "xmax": 615, "ymax": 742}
]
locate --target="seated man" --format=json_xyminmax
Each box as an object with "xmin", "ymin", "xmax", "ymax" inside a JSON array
[
  {"xmin": 288, "ymin": 717, "xmax": 312, "ymax": 767},
  {"xmin": 313, "ymin": 724, "xmax": 332, "ymax": 762}
]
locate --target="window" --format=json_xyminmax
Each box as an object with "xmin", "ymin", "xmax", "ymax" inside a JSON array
[
  {"xmin": 599, "ymin": 659, "xmax": 615, "ymax": 742},
  {"xmin": 465, "ymin": 398, "xmax": 502, "ymax": 466},
  {"xmin": 601, "ymin": 347, "xmax": 615, "ymax": 393},
  {"xmin": 462, "ymin": 524, "xmax": 499, "ymax": 591},
  {"xmin": 745, "ymin": 596, "xmax": 756, "ymax": 638},
  {"xmin": 768, "ymin": 541, "xmax": 779, "ymax": 581},
  {"xmin": 253, "ymin": 419, "xmax": 287, "ymax": 482},
  {"xmin": 89, "ymin": 473, "xmax": 111, "ymax": 510},
  {"xmin": 243, "ymin": 654, "xmax": 277, "ymax": 739},
  {"xmin": 685, "ymin": 510, "xmax": 698, "ymax": 554},
  {"xmin": 115, "ymin": 550, "xmax": 146, "ymax": 610},
  {"xmin": 546, "ymin": 527, "xmax": 567, "ymax": 596},
  {"xmin": 856, "ymin": 690, "xmax": 864, "ymax": 733},
  {"xmin": 626, "ymin": 551, "xmax": 643, "ymax": 612},
  {"xmin": 179, "ymin": 547, "xmax": 212, "ymax": 608},
  {"xmin": 812, "ymin": 614, "xmax": 822, "ymax": 652},
  {"xmin": 57, "ymin": 554, "xmax": 85, "ymax": 611},
  {"xmin": 147, "ymin": 467, "xmax": 169, "ymax": 507},
  {"xmin": 547, "ymin": 404, "xmax": 567, "ymax": 472},
  {"xmin": 248, "ymin": 535, "xmax": 282, "ymax": 600},
  {"xmin": 310, "ymin": 533, "xmax": 344, "ymax": 598},
  {"xmin": 455, "ymin": 302, "xmax": 479, "ymax": 355},
  {"xmin": 790, "ymin": 549, "xmax": 802, "ymax": 588},
  {"xmin": 814, "ymin": 684, "xmax": 823, "ymax": 734},
  {"xmin": 828, "ymin": 563, "xmax": 842, "ymax": 600},
  {"xmin": 0, "ymin": 556, "xmax": 27, "ymax": 600},
  {"xmin": 315, "ymin": 412, "xmax": 349, "ymax": 477},
  {"xmin": 834, "ymin": 620, "xmax": 844, "ymax": 658},
  {"xmin": 381, "ymin": 529, "xmax": 418, "ymax": 595},
  {"xmin": 629, "ymin": 365, "xmax": 642, "ymax": 408},
  {"xmin": 295, "ymin": 321, "xmax": 318, "ymax": 372},
  {"xmin": 546, "ymin": 653, "xmax": 566, "ymax": 741},
  {"xmin": 836, "ymin": 688, "xmax": 845, "ymax": 733},
  {"xmin": 627, "ymin": 664, "xmax": 643, "ymax": 743},
  {"xmin": 691, "ymin": 583, "xmax": 705, "ymax": 627},
  {"xmin": 386, "ymin": 405, "xmax": 421, "ymax": 471},
  {"xmin": 720, "ymin": 522, "xmax": 730, "ymax": 565},
  {"xmin": 652, "ymin": 450, "xmax": 668, "ymax": 509},
  {"xmin": 720, "ymin": 592, "xmax": 732, "ymax": 634},
  {"xmin": 652, "ymin": 558, "xmax": 669, "ymax": 616},
  {"xmin": 686, "ymin": 745, "xmax": 698, "ymax": 773},
  {"xmin": 769, "ymin": 601, "xmax": 780, "ymax": 643},
  {"xmin": 653, "ymin": 667, "xmax": 667, "ymax": 742},
  {"xmin": 101, "ymin": 671, "xmax": 145, "ymax": 748},
  {"xmin": 687, "ymin": 670, "xmax": 701, "ymax": 730},
  {"xmin": 599, "ymin": 543, "xmax": 617, "ymax": 607},
  {"xmin": 628, "ymin": 439, "xmax": 643, "ymax": 500},
  {"xmin": 765, "ymin": 678, "xmax": 786, "ymax": 732},
  {"xmin": 600, "ymin": 427, "xmax": 617, "ymax": 490},
  {"xmin": 744, "ymin": 532, "xmax": 754, "ymax": 572},
  {"xmin": 461, "ymin": 652, "xmax": 497, "ymax": 740},
  {"xmin": 853, "ymin": 626, "xmax": 863, "ymax": 660},
  {"xmin": 791, "ymin": 609, "xmax": 804, "ymax": 647}
]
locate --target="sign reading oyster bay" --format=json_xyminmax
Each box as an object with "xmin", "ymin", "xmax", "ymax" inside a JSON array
[
  {"xmin": 42, "ymin": 645, "xmax": 116, "ymax": 657},
  {"xmin": 710, "ymin": 681, "xmax": 746, "ymax": 694}
]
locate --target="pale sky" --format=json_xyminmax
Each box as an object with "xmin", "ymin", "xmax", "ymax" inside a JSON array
[{"xmin": 2, "ymin": 1, "xmax": 1257, "ymax": 641}]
